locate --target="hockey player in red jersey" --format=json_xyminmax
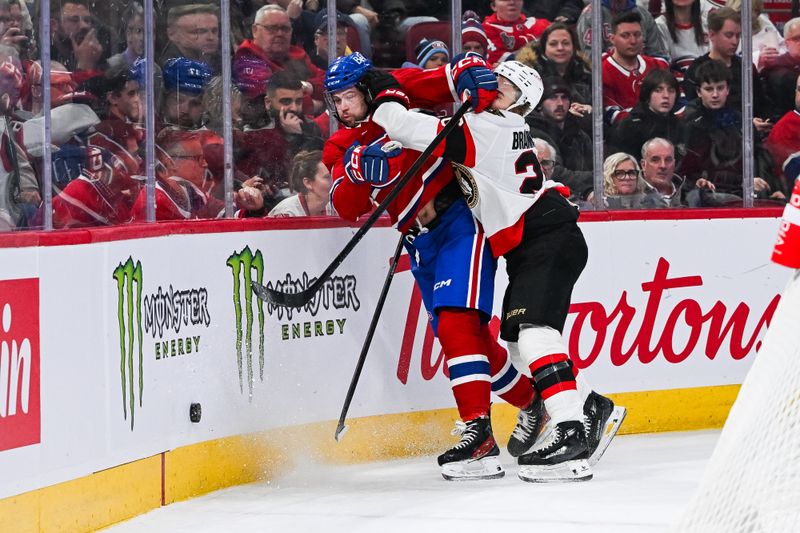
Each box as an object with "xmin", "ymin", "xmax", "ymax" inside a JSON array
[
  {"xmin": 324, "ymin": 52, "xmax": 547, "ymax": 480},
  {"xmin": 365, "ymin": 59, "xmax": 626, "ymax": 482}
]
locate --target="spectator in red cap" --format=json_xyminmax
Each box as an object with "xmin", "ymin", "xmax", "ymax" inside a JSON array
[{"xmin": 461, "ymin": 14, "xmax": 489, "ymax": 57}]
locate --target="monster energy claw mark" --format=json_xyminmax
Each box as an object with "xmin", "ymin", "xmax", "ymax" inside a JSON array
[
  {"xmin": 227, "ymin": 246, "xmax": 266, "ymax": 399},
  {"xmin": 113, "ymin": 257, "xmax": 144, "ymax": 431}
]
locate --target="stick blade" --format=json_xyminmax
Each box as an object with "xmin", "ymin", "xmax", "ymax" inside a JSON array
[
  {"xmin": 334, "ymin": 423, "xmax": 349, "ymax": 442},
  {"xmin": 251, "ymin": 280, "xmax": 310, "ymax": 308}
]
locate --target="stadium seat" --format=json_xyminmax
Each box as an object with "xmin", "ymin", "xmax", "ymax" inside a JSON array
[{"xmin": 405, "ymin": 21, "xmax": 453, "ymax": 64}]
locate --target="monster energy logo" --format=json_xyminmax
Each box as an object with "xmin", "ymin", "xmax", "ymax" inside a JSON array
[
  {"xmin": 227, "ymin": 246, "xmax": 265, "ymax": 399},
  {"xmin": 113, "ymin": 257, "xmax": 144, "ymax": 431}
]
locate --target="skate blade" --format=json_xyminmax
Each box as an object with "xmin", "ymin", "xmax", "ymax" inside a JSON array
[
  {"xmin": 441, "ymin": 455, "xmax": 505, "ymax": 481},
  {"xmin": 518, "ymin": 459, "xmax": 592, "ymax": 483},
  {"xmin": 588, "ymin": 406, "xmax": 627, "ymax": 467}
]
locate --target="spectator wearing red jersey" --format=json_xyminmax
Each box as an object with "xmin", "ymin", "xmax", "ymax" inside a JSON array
[
  {"xmin": 602, "ymin": 11, "xmax": 668, "ymax": 125},
  {"xmin": 483, "ymin": 0, "xmax": 550, "ymax": 65},
  {"xmin": 51, "ymin": 143, "xmax": 140, "ymax": 228},
  {"xmin": 576, "ymin": 0, "xmax": 668, "ymax": 59},
  {"xmin": 234, "ymin": 5, "xmax": 325, "ymax": 113},
  {"xmin": 766, "ymin": 75, "xmax": 800, "ymax": 190}
]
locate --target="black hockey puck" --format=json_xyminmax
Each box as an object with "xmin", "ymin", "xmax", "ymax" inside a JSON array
[{"xmin": 189, "ymin": 402, "xmax": 202, "ymax": 423}]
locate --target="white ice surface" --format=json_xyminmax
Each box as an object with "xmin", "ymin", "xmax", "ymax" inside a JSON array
[{"xmin": 106, "ymin": 430, "xmax": 719, "ymax": 533}]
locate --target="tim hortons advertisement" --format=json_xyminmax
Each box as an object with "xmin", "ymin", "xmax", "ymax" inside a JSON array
[
  {"xmin": 0, "ymin": 279, "xmax": 40, "ymax": 452},
  {"xmin": 371, "ymin": 217, "xmax": 786, "ymax": 398}
]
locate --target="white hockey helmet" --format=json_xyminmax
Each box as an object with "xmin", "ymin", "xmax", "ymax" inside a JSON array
[{"xmin": 493, "ymin": 61, "xmax": 543, "ymax": 117}]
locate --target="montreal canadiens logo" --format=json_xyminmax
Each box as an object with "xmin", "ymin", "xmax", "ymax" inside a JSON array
[{"xmin": 453, "ymin": 163, "xmax": 478, "ymax": 209}]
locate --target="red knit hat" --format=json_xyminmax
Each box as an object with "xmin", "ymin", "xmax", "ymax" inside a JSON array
[{"xmin": 461, "ymin": 15, "xmax": 489, "ymax": 50}]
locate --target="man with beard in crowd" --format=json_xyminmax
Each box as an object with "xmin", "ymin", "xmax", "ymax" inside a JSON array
[{"xmin": 527, "ymin": 77, "xmax": 593, "ymax": 196}]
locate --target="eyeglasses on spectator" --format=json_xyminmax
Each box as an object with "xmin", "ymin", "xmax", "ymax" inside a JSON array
[{"xmin": 612, "ymin": 169, "xmax": 639, "ymax": 180}]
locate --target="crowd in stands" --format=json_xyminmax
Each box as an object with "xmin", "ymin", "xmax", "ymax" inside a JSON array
[{"xmin": 0, "ymin": 0, "xmax": 796, "ymax": 231}]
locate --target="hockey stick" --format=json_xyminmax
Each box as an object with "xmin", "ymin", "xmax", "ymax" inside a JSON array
[
  {"xmin": 334, "ymin": 234, "xmax": 405, "ymax": 442},
  {"xmin": 251, "ymin": 100, "xmax": 471, "ymax": 308}
]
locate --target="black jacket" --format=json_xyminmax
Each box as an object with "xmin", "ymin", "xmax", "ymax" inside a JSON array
[
  {"xmin": 527, "ymin": 113, "xmax": 594, "ymax": 196},
  {"xmin": 683, "ymin": 54, "xmax": 772, "ymax": 119},
  {"xmin": 678, "ymin": 101, "xmax": 781, "ymax": 196},
  {"xmin": 609, "ymin": 103, "xmax": 686, "ymax": 159}
]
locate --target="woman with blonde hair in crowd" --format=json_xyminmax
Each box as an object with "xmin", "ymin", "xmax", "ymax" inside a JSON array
[
  {"xmin": 516, "ymin": 22, "xmax": 592, "ymax": 104},
  {"xmin": 268, "ymin": 150, "xmax": 336, "ymax": 217},
  {"xmin": 602, "ymin": 152, "xmax": 648, "ymax": 209}
]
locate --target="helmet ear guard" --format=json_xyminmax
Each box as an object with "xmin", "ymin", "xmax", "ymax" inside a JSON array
[{"xmin": 493, "ymin": 61, "xmax": 543, "ymax": 117}]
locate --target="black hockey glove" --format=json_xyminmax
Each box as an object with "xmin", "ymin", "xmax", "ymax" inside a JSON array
[{"xmin": 361, "ymin": 69, "xmax": 410, "ymax": 111}]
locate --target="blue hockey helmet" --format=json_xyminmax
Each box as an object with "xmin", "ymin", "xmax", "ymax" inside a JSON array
[
  {"xmin": 324, "ymin": 52, "xmax": 371, "ymax": 94},
  {"xmin": 163, "ymin": 57, "xmax": 212, "ymax": 95},
  {"xmin": 324, "ymin": 52, "xmax": 372, "ymax": 124},
  {"xmin": 129, "ymin": 57, "xmax": 146, "ymax": 86}
]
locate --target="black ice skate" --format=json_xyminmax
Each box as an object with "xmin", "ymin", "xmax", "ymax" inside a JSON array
[
  {"xmin": 438, "ymin": 416, "xmax": 505, "ymax": 481},
  {"xmin": 507, "ymin": 394, "xmax": 549, "ymax": 457},
  {"xmin": 583, "ymin": 391, "xmax": 627, "ymax": 466},
  {"xmin": 517, "ymin": 420, "xmax": 592, "ymax": 483}
]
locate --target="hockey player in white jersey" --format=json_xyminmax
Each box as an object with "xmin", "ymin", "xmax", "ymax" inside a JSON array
[{"xmin": 362, "ymin": 59, "xmax": 626, "ymax": 482}]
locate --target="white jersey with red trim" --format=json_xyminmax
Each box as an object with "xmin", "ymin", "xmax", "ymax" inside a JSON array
[
  {"xmin": 372, "ymin": 102, "xmax": 565, "ymax": 258},
  {"xmin": 267, "ymin": 193, "xmax": 337, "ymax": 217}
]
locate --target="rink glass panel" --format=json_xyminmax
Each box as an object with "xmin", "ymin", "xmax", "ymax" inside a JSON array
[{"xmin": 22, "ymin": 0, "xmax": 779, "ymax": 229}]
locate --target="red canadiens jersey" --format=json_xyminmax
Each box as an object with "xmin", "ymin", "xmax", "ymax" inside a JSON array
[
  {"xmin": 373, "ymin": 102, "xmax": 567, "ymax": 258},
  {"xmin": 602, "ymin": 53, "xmax": 668, "ymax": 124},
  {"xmin": 131, "ymin": 177, "xmax": 222, "ymax": 221},
  {"xmin": 483, "ymin": 14, "xmax": 550, "ymax": 65},
  {"xmin": 52, "ymin": 175, "xmax": 133, "ymax": 228},
  {"xmin": 327, "ymin": 67, "xmax": 460, "ymax": 233},
  {"xmin": 766, "ymin": 110, "xmax": 800, "ymax": 178}
]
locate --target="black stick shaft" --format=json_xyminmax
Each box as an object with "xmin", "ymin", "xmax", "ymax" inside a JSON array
[{"xmin": 335, "ymin": 234, "xmax": 405, "ymax": 441}]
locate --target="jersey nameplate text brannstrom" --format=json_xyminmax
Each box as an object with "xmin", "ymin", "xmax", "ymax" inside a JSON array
[{"xmin": 511, "ymin": 131, "xmax": 535, "ymax": 151}]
